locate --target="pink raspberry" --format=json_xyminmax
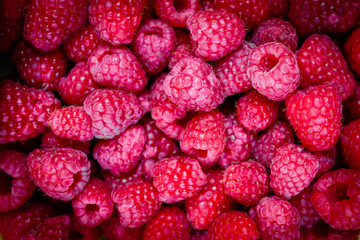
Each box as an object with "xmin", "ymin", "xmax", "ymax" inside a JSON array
[
  {"xmin": 88, "ymin": 43, "xmax": 147, "ymax": 92},
  {"xmin": 27, "ymin": 148, "xmax": 91, "ymax": 201},
  {"xmin": 185, "ymin": 170, "xmax": 234, "ymax": 230},
  {"xmin": 186, "ymin": 9, "xmax": 246, "ymax": 61},
  {"xmin": 247, "ymin": 42, "xmax": 300, "ymax": 101},
  {"xmin": 101, "ymin": 214, "xmax": 144, "ymax": 240},
  {"xmin": 83, "ymin": 88, "xmax": 144, "ymax": 139},
  {"xmin": 236, "ymin": 89, "xmax": 280, "ymax": 132},
  {"xmin": 163, "ymin": 56, "xmax": 224, "ymax": 112},
  {"xmin": 296, "ymin": 34, "xmax": 356, "ymax": 101},
  {"xmin": 223, "ymin": 160, "xmax": 269, "ymax": 207},
  {"xmin": 152, "ymin": 156, "xmax": 207, "ymax": 203},
  {"xmin": 313, "ymin": 148, "xmax": 337, "ymax": 178},
  {"xmin": 112, "ymin": 181, "xmax": 162, "ymax": 228},
  {"xmin": 23, "ymin": 0, "xmax": 88, "ymax": 52},
  {"xmin": 132, "ymin": 19, "xmax": 176, "ymax": 75},
  {"xmin": 344, "ymin": 27, "xmax": 360, "ymax": 75},
  {"xmin": 0, "ymin": 150, "xmax": 36, "ymax": 212},
  {"xmin": 285, "ymin": 83, "xmax": 342, "ymax": 151},
  {"xmin": 311, "ymin": 169, "xmax": 360, "ymax": 230},
  {"xmin": 168, "ymin": 43, "xmax": 194, "ymax": 70},
  {"xmin": 102, "ymin": 169, "xmax": 144, "ymax": 191},
  {"xmin": 270, "ymin": 142, "xmax": 319, "ymax": 200},
  {"xmin": 340, "ymin": 119, "xmax": 360, "ymax": 170},
  {"xmin": 93, "ymin": 124, "xmax": 146, "ymax": 175},
  {"xmin": 206, "ymin": 211, "xmax": 259, "ymax": 240}
]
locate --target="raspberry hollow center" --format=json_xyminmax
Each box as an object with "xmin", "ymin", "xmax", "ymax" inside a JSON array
[
  {"xmin": 85, "ymin": 204, "xmax": 100, "ymax": 214},
  {"xmin": 260, "ymin": 54, "xmax": 279, "ymax": 72},
  {"xmin": 0, "ymin": 171, "xmax": 12, "ymax": 195},
  {"xmin": 328, "ymin": 184, "xmax": 350, "ymax": 202}
]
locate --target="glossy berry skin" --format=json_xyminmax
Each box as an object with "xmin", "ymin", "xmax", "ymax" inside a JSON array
[
  {"xmin": 152, "ymin": 156, "xmax": 207, "ymax": 203},
  {"xmin": 186, "ymin": 9, "xmax": 246, "ymax": 61},
  {"xmin": 344, "ymin": 27, "xmax": 360, "ymax": 75},
  {"xmin": 101, "ymin": 214, "xmax": 144, "ymax": 240},
  {"xmin": 286, "ymin": 83, "xmax": 342, "ymax": 151},
  {"xmin": 27, "ymin": 148, "xmax": 91, "ymax": 201},
  {"xmin": 112, "ymin": 182, "xmax": 162, "ymax": 228},
  {"xmin": 340, "ymin": 119, "xmax": 360, "ymax": 170},
  {"xmin": 206, "ymin": 211, "xmax": 259, "ymax": 240}
]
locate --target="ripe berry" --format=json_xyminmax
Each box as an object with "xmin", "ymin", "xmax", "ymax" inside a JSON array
[
  {"xmin": 344, "ymin": 27, "xmax": 360, "ymax": 75},
  {"xmin": 340, "ymin": 119, "xmax": 360, "ymax": 170}
]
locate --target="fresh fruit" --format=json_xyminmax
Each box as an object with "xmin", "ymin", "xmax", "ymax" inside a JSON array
[{"xmin": 341, "ymin": 119, "xmax": 360, "ymax": 170}]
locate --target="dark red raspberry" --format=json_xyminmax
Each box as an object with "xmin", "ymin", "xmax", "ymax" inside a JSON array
[
  {"xmin": 69, "ymin": 216, "xmax": 101, "ymax": 240},
  {"xmin": 27, "ymin": 148, "xmax": 91, "ymax": 201},
  {"xmin": 286, "ymin": 83, "xmax": 342, "ymax": 151},
  {"xmin": 152, "ymin": 156, "xmax": 207, "ymax": 203},
  {"xmin": 296, "ymin": 34, "xmax": 356, "ymax": 101},
  {"xmin": 340, "ymin": 119, "xmax": 360, "ymax": 170},
  {"xmin": 311, "ymin": 169, "xmax": 360, "ymax": 230},
  {"xmin": 174, "ymin": 28, "xmax": 191, "ymax": 46},
  {"xmin": 0, "ymin": 80, "xmax": 61, "ymax": 144},
  {"xmin": 313, "ymin": 148, "xmax": 337, "ymax": 178},
  {"xmin": 101, "ymin": 214, "xmax": 144, "ymax": 240},
  {"xmin": 168, "ymin": 43, "xmax": 194, "ymax": 70},
  {"xmin": 112, "ymin": 182, "xmax": 162, "ymax": 228},
  {"xmin": 268, "ymin": 0, "xmax": 289, "ymax": 18},
  {"xmin": 23, "ymin": 0, "xmax": 88, "ymax": 52},
  {"xmin": 201, "ymin": 0, "xmax": 215, "ymax": 10},
  {"xmin": 344, "ymin": 27, "xmax": 360, "ymax": 76},
  {"xmin": 186, "ymin": 9, "xmax": 246, "ymax": 61},
  {"xmin": 143, "ymin": 207, "xmax": 191, "ymax": 240},
  {"xmin": 344, "ymin": 82, "xmax": 360, "ymax": 121},
  {"xmin": 206, "ymin": 211, "xmax": 259, "ymax": 240}
]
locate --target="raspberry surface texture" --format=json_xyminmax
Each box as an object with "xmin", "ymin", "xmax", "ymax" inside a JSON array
[
  {"xmin": 340, "ymin": 119, "xmax": 360, "ymax": 170},
  {"xmin": 344, "ymin": 27, "xmax": 360, "ymax": 75}
]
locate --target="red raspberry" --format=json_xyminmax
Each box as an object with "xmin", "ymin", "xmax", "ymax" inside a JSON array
[
  {"xmin": 152, "ymin": 156, "xmax": 207, "ymax": 203},
  {"xmin": 311, "ymin": 169, "xmax": 360, "ymax": 230},
  {"xmin": 0, "ymin": 150, "xmax": 36, "ymax": 212},
  {"xmin": 27, "ymin": 148, "xmax": 91, "ymax": 201},
  {"xmin": 218, "ymin": 114, "xmax": 257, "ymax": 168},
  {"xmin": 214, "ymin": 41, "xmax": 256, "ymax": 98},
  {"xmin": 247, "ymin": 42, "xmax": 300, "ymax": 101},
  {"xmin": 288, "ymin": 0, "xmax": 359, "ymax": 37},
  {"xmin": 206, "ymin": 211, "xmax": 259, "ymax": 240},
  {"xmin": 93, "ymin": 124, "xmax": 146, "ymax": 175},
  {"xmin": 63, "ymin": 22, "xmax": 103, "ymax": 63},
  {"xmin": 83, "ymin": 88, "xmax": 144, "ymax": 139},
  {"xmin": 236, "ymin": 89, "xmax": 280, "ymax": 132},
  {"xmin": 23, "ymin": 0, "xmax": 88, "ymax": 52},
  {"xmin": 251, "ymin": 18, "xmax": 298, "ymax": 51},
  {"xmin": 112, "ymin": 182, "xmax": 162, "ymax": 228},
  {"xmin": 253, "ymin": 196, "xmax": 300, "ymax": 240},
  {"xmin": 253, "ymin": 121, "xmax": 294, "ymax": 169},
  {"xmin": 88, "ymin": 0, "xmax": 143, "ymax": 45},
  {"xmin": 154, "ymin": 0, "xmax": 201, "ymax": 27},
  {"xmin": 186, "ymin": 9, "xmax": 246, "ymax": 61},
  {"xmin": 201, "ymin": 0, "xmax": 215, "ymax": 10},
  {"xmin": 88, "ymin": 43, "xmax": 147, "ymax": 92},
  {"xmin": 285, "ymin": 83, "xmax": 342, "ymax": 151},
  {"xmin": 344, "ymin": 82, "xmax": 360, "ymax": 121},
  {"xmin": 313, "ymin": 148, "xmax": 337, "ymax": 178},
  {"xmin": 190, "ymin": 230, "xmax": 207, "ymax": 240},
  {"xmin": 132, "ymin": 19, "xmax": 176, "ymax": 75},
  {"xmin": 168, "ymin": 43, "xmax": 194, "ymax": 70},
  {"xmin": 69, "ymin": 216, "xmax": 101, "ymax": 240},
  {"xmin": 0, "ymin": 80, "xmax": 61, "ymax": 144},
  {"xmin": 223, "ymin": 160, "xmax": 269, "ymax": 206},
  {"xmin": 340, "ymin": 119, "xmax": 360, "ymax": 170},
  {"xmin": 174, "ymin": 28, "xmax": 191, "ymax": 46},
  {"xmin": 137, "ymin": 89, "xmax": 153, "ymax": 114},
  {"xmin": 270, "ymin": 142, "xmax": 319, "ymax": 200},
  {"xmin": 296, "ymin": 34, "xmax": 356, "ymax": 101},
  {"xmin": 185, "ymin": 170, "xmax": 234, "ymax": 230},
  {"xmin": 269, "ymin": 0, "xmax": 289, "ymax": 18},
  {"xmin": 163, "ymin": 56, "xmax": 224, "ymax": 112},
  {"xmin": 143, "ymin": 206, "xmax": 191, "ymax": 240},
  {"xmin": 102, "ymin": 169, "xmax": 144, "ymax": 191},
  {"xmin": 101, "ymin": 214, "xmax": 144, "ymax": 240},
  {"xmin": 48, "ymin": 106, "xmax": 93, "ymax": 142},
  {"xmin": 344, "ymin": 27, "xmax": 360, "ymax": 76}
]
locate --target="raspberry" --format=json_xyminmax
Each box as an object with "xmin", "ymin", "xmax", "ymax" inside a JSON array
[
  {"xmin": 63, "ymin": 22, "xmax": 103, "ymax": 63},
  {"xmin": 201, "ymin": 0, "xmax": 215, "ymax": 10},
  {"xmin": 236, "ymin": 89, "xmax": 280, "ymax": 132},
  {"xmin": 340, "ymin": 119, "xmax": 360, "ymax": 170},
  {"xmin": 296, "ymin": 34, "xmax": 356, "ymax": 101},
  {"xmin": 154, "ymin": 0, "xmax": 201, "ymax": 27},
  {"xmin": 285, "ymin": 83, "xmax": 343, "ymax": 151},
  {"xmin": 132, "ymin": 19, "xmax": 176, "ymax": 75},
  {"xmin": 251, "ymin": 18, "xmax": 298, "ymax": 51},
  {"xmin": 88, "ymin": 0, "xmax": 143, "ymax": 45},
  {"xmin": 311, "ymin": 169, "xmax": 360, "ymax": 230},
  {"xmin": 0, "ymin": 80, "xmax": 61, "ymax": 144},
  {"xmin": 214, "ymin": 41, "xmax": 257, "ymax": 98},
  {"xmin": 0, "ymin": 150, "xmax": 36, "ymax": 212},
  {"xmin": 143, "ymin": 207, "xmax": 191, "ymax": 240},
  {"xmin": 344, "ymin": 27, "xmax": 360, "ymax": 75},
  {"xmin": 152, "ymin": 156, "xmax": 207, "ymax": 203},
  {"xmin": 111, "ymin": 181, "xmax": 162, "ymax": 228},
  {"xmin": 83, "ymin": 88, "xmax": 144, "ymax": 139},
  {"xmin": 206, "ymin": 211, "xmax": 259, "ymax": 240},
  {"xmin": 69, "ymin": 216, "xmax": 101, "ymax": 240},
  {"xmin": 23, "ymin": 0, "xmax": 88, "ymax": 52},
  {"xmin": 101, "ymin": 214, "xmax": 144, "ymax": 240},
  {"xmin": 163, "ymin": 56, "xmax": 224, "ymax": 112},
  {"xmin": 88, "ymin": 43, "xmax": 147, "ymax": 92},
  {"xmin": 270, "ymin": 142, "xmax": 319, "ymax": 200},
  {"xmin": 313, "ymin": 148, "xmax": 337, "ymax": 178},
  {"xmin": 269, "ymin": 0, "xmax": 289, "ymax": 18},
  {"xmin": 253, "ymin": 121, "xmax": 294, "ymax": 169},
  {"xmin": 344, "ymin": 82, "xmax": 360, "ymax": 121},
  {"xmin": 168, "ymin": 43, "xmax": 194, "ymax": 70},
  {"xmin": 223, "ymin": 160, "xmax": 269, "ymax": 206},
  {"xmin": 185, "ymin": 170, "xmax": 234, "ymax": 230},
  {"xmin": 186, "ymin": 9, "xmax": 246, "ymax": 61},
  {"xmin": 254, "ymin": 196, "xmax": 300, "ymax": 240},
  {"xmin": 102, "ymin": 169, "xmax": 144, "ymax": 191},
  {"xmin": 57, "ymin": 61, "xmax": 101, "ymax": 106},
  {"xmin": 27, "ymin": 148, "xmax": 91, "ymax": 201},
  {"xmin": 174, "ymin": 28, "xmax": 191, "ymax": 46},
  {"xmin": 93, "ymin": 124, "xmax": 146, "ymax": 175},
  {"xmin": 247, "ymin": 42, "xmax": 300, "ymax": 101}
]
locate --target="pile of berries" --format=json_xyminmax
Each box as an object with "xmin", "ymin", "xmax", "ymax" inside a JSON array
[{"xmin": 1, "ymin": 0, "xmax": 360, "ymax": 239}]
